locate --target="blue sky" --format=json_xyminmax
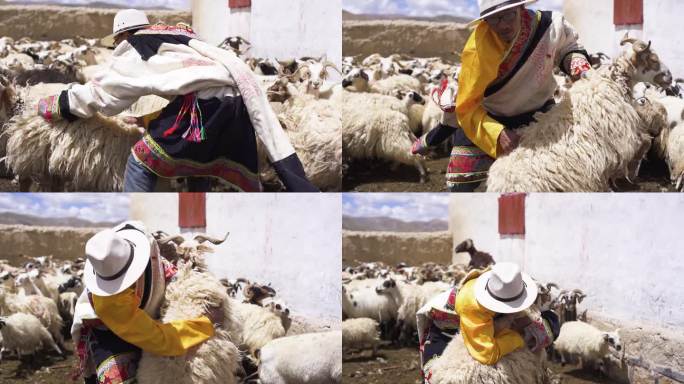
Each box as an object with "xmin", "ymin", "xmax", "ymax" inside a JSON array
[
  {"xmin": 343, "ymin": 0, "xmax": 564, "ymax": 17},
  {"xmin": 343, "ymin": 193, "xmax": 449, "ymax": 222},
  {"xmin": 0, "ymin": 193, "xmax": 130, "ymax": 223},
  {"xmin": 5, "ymin": 0, "xmax": 191, "ymax": 10}
]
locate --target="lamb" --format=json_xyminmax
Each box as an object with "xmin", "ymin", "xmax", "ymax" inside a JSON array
[
  {"xmin": 553, "ymin": 321, "xmax": 621, "ymax": 370},
  {"xmin": 454, "ymin": 239, "xmax": 495, "ymax": 270},
  {"xmin": 342, "ymin": 92, "xmax": 428, "ymax": 183},
  {"xmin": 486, "ymin": 36, "xmax": 671, "ymax": 192},
  {"xmin": 342, "ymin": 318, "xmax": 380, "ymax": 357},
  {"xmin": 232, "ymin": 300, "xmax": 286, "ymax": 356},
  {"xmin": 0, "ymin": 313, "xmax": 62, "ymax": 360},
  {"xmin": 258, "ymin": 330, "xmax": 342, "ymax": 384},
  {"xmin": 136, "ymin": 262, "xmax": 242, "ymax": 384}
]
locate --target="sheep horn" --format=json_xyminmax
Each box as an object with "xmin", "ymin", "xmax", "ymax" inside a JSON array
[
  {"xmin": 157, "ymin": 235, "xmax": 185, "ymax": 245},
  {"xmin": 546, "ymin": 283, "xmax": 559, "ymax": 291},
  {"xmin": 194, "ymin": 232, "xmax": 229, "ymax": 245},
  {"xmin": 323, "ymin": 61, "xmax": 343, "ymax": 75}
]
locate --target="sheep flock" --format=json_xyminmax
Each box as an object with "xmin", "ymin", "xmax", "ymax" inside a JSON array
[
  {"xmin": 342, "ymin": 35, "xmax": 684, "ymax": 192},
  {"xmin": 0, "ymin": 34, "xmax": 342, "ymax": 192},
  {"xmin": 341, "ymin": 239, "xmax": 665, "ymax": 384},
  {"xmin": 0, "ymin": 229, "xmax": 339, "ymax": 384}
]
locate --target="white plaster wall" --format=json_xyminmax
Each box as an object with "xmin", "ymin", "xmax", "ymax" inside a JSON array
[
  {"xmin": 448, "ymin": 193, "xmax": 500, "ymax": 265},
  {"xmin": 250, "ymin": 0, "xmax": 342, "ymax": 69},
  {"xmin": 449, "ymin": 194, "xmax": 684, "ymax": 328},
  {"xmin": 564, "ymin": 0, "xmax": 684, "ymax": 77},
  {"xmin": 192, "ymin": 0, "xmax": 232, "ymax": 46},
  {"xmin": 130, "ymin": 193, "xmax": 342, "ymax": 322}
]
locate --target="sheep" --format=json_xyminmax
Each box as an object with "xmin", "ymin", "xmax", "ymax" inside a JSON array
[
  {"xmin": 4, "ymin": 82, "xmax": 143, "ymax": 191},
  {"xmin": 486, "ymin": 37, "xmax": 671, "ymax": 192},
  {"xmin": 343, "ymin": 68, "xmax": 422, "ymax": 95},
  {"xmin": 342, "ymin": 318, "xmax": 380, "ymax": 357},
  {"xmin": 0, "ymin": 313, "xmax": 62, "ymax": 360},
  {"xmin": 232, "ymin": 300, "xmax": 286, "ymax": 356},
  {"xmin": 374, "ymin": 278, "xmax": 449, "ymax": 343},
  {"xmin": 553, "ymin": 321, "xmax": 621, "ymax": 371},
  {"xmin": 155, "ymin": 232, "xmax": 229, "ymax": 270},
  {"xmin": 0, "ymin": 285, "xmax": 64, "ymax": 349},
  {"xmin": 136, "ymin": 262, "xmax": 242, "ymax": 384},
  {"xmin": 258, "ymin": 330, "xmax": 342, "ymax": 384},
  {"xmin": 342, "ymin": 279, "xmax": 398, "ymax": 323},
  {"xmin": 553, "ymin": 289, "xmax": 586, "ymax": 324},
  {"xmin": 294, "ymin": 56, "xmax": 342, "ymax": 99},
  {"xmin": 342, "ymin": 92, "xmax": 428, "ymax": 183},
  {"xmin": 426, "ymin": 332, "xmax": 551, "ymax": 384},
  {"xmin": 634, "ymin": 82, "xmax": 684, "ymax": 190},
  {"xmin": 454, "ymin": 239, "xmax": 495, "ymax": 270}
]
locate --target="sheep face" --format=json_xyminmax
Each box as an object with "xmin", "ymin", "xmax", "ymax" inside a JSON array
[
  {"xmin": 374, "ymin": 278, "xmax": 397, "ymax": 294},
  {"xmin": 603, "ymin": 331, "xmax": 622, "ymax": 352},
  {"xmin": 633, "ymin": 95, "xmax": 668, "ymax": 137},
  {"xmin": 621, "ymin": 36, "xmax": 672, "ymax": 89},
  {"xmin": 342, "ymin": 68, "xmax": 368, "ymax": 90}
]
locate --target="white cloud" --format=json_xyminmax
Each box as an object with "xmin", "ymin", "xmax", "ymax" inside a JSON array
[
  {"xmin": 5, "ymin": 0, "xmax": 190, "ymax": 10},
  {"xmin": 343, "ymin": 193, "xmax": 450, "ymax": 222},
  {"xmin": 0, "ymin": 193, "xmax": 130, "ymax": 223}
]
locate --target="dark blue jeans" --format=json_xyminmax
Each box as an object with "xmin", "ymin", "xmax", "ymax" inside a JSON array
[{"xmin": 123, "ymin": 154, "xmax": 212, "ymax": 192}]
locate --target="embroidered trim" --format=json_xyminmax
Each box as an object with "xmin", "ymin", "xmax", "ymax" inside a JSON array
[
  {"xmin": 497, "ymin": 10, "xmax": 537, "ymax": 79},
  {"xmin": 133, "ymin": 134, "xmax": 261, "ymax": 192}
]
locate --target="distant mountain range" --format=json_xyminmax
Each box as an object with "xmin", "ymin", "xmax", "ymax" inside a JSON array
[
  {"xmin": 0, "ymin": 211, "xmax": 118, "ymax": 227},
  {"xmin": 2, "ymin": 1, "xmax": 173, "ymax": 10},
  {"xmin": 343, "ymin": 215, "xmax": 448, "ymax": 232},
  {"xmin": 343, "ymin": 10, "xmax": 470, "ymax": 24}
]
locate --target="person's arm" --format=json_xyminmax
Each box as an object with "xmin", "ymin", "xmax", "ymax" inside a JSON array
[
  {"xmin": 455, "ymin": 22, "xmax": 508, "ymax": 159},
  {"xmin": 555, "ymin": 15, "xmax": 591, "ymax": 78},
  {"xmin": 456, "ymin": 281, "xmax": 525, "ymax": 365},
  {"xmin": 92, "ymin": 288, "xmax": 215, "ymax": 357}
]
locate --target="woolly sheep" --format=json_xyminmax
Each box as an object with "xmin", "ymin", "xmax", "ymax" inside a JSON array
[
  {"xmin": 232, "ymin": 300, "xmax": 286, "ymax": 356},
  {"xmin": 0, "ymin": 313, "xmax": 62, "ymax": 359},
  {"xmin": 137, "ymin": 262, "xmax": 242, "ymax": 384},
  {"xmin": 344, "ymin": 69, "xmax": 422, "ymax": 95},
  {"xmin": 342, "ymin": 318, "xmax": 380, "ymax": 356},
  {"xmin": 487, "ymin": 63, "xmax": 667, "ymax": 192},
  {"xmin": 4, "ymin": 82, "xmax": 143, "ymax": 191},
  {"xmin": 258, "ymin": 330, "xmax": 342, "ymax": 384},
  {"xmin": 426, "ymin": 334, "xmax": 550, "ymax": 384},
  {"xmin": 342, "ymin": 92, "xmax": 428, "ymax": 183},
  {"xmin": 342, "ymin": 279, "xmax": 398, "ymax": 323},
  {"xmin": 0, "ymin": 285, "xmax": 64, "ymax": 349},
  {"xmin": 553, "ymin": 321, "xmax": 621, "ymax": 370}
]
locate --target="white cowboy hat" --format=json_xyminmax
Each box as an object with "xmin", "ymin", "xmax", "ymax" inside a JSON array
[
  {"xmin": 83, "ymin": 221, "xmax": 151, "ymax": 297},
  {"xmin": 101, "ymin": 9, "xmax": 150, "ymax": 48},
  {"xmin": 468, "ymin": 0, "xmax": 538, "ymax": 27},
  {"xmin": 474, "ymin": 262, "xmax": 537, "ymax": 314}
]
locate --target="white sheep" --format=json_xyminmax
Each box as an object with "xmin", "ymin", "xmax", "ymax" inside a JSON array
[
  {"xmin": 553, "ymin": 321, "xmax": 621, "ymax": 370},
  {"xmin": 342, "ymin": 91, "xmax": 428, "ymax": 183},
  {"xmin": 426, "ymin": 334, "xmax": 550, "ymax": 384},
  {"xmin": 342, "ymin": 318, "xmax": 380, "ymax": 356},
  {"xmin": 0, "ymin": 285, "xmax": 64, "ymax": 349},
  {"xmin": 232, "ymin": 300, "xmax": 286, "ymax": 356},
  {"xmin": 342, "ymin": 279, "xmax": 398, "ymax": 323},
  {"xmin": 374, "ymin": 278, "xmax": 448, "ymax": 342},
  {"xmin": 136, "ymin": 262, "xmax": 242, "ymax": 384},
  {"xmin": 486, "ymin": 38, "xmax": 671, "ymax": 192},
  {"xmin": 0, "ymin": 313, "xmax": 62, "ymax": 360},
  {"xmin": 258, "ymin": 330, "xmax": 342, "ymax": 384},
  {"xmin": 343, "ymin": 68, "xmax": 422, "ymax": 95},
  {"xmin": 633, "ymin": 82, "xmax": 684, "ymax": 191}
]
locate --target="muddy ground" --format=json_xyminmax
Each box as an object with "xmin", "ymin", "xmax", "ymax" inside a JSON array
[
  {"xmin": 0, "ymin": 345, "xmax": 76, "ymax": 384},
  {"xmin": 343, "ymin": 346, "xmax": 618, "ymax": 384},
  {"xmin": 343, "ymin": 155, "xmax": 675, "ymax": 192}
]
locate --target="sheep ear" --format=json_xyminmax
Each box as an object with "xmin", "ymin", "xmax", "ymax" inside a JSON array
[{"xmin": 603, "ymin": 333, "xmax": 610, "ymax": 341}]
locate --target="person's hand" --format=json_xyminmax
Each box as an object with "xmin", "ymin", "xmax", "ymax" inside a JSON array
[
  {"xmin": 411, "ymin": 136, "xmax": 429, "ymax": 155},
  {"xmin": 123, "ymin": 116, "xmax": 146, "ymax": 135},
  {"xmin": 205, "ymin": 305, "xmax": 224, "ymax": 328},
  {"xmin": 570, "ymin": 57, "xmax": 592, "ymax": 82},
  {"xmin": 37, "ymin": 94, "xmax": 62, "ymax": 123},
  {"xmin": 496, "ymin": 128, "xmax": 520, "ymax": 156}
]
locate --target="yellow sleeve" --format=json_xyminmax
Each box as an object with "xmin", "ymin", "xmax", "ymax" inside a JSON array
[
  {"xmin": 92, "ymin": 288, "xmax": 215, "ymax": 357},
  {"xmin": 455, "ymin": 22, "xmax": 508, "ymax": 159},
  {"xmin": 456, "ymin": 280, "xmax": 525, "ymax": 365}
]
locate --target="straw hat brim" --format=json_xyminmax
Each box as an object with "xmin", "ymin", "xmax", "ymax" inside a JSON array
[
  {"xmin": 100, "ymin": 23, "xmax": 149, "ymax": 48},
  {"xmin": 474, "ymin": 270, "xmax": 538, "ymax": 314},
  {"xmin": 468, "ymin": 0, "xmax": 538, "ymax": 27}
]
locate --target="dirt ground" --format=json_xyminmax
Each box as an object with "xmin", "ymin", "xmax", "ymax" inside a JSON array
[
  {"xmin": 0, "ymin": 345, "xmax": 76, "ymax": 384},
  {"xmin": 342, "ymin": 155, "xmax": 675, "ymax": 192},
  {"xmin": 343, "ymin": 346, "xmax": 618, "ymax": 384}
]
